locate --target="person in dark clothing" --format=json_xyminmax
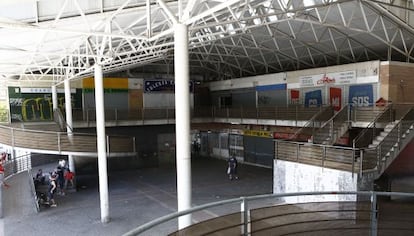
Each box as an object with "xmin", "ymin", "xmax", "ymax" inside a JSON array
[
  {"xmin": 56, "ymin": 160, "xmax": 66, "ymax": 196},
  {"xmin": 34, "ymin": 169, "xmax": 45, "ymax": 186},
  {"xmin": 227, "ymin": 156, "xmax": 238, "ymax": 180}
]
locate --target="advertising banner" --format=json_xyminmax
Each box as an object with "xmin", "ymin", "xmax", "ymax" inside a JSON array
[
  {"xmin": 348, "ymin": 84, "xmax": 373, "ymax": 107},
  {"xmin": 329, "ymin": 87, "xmax": 342, "ymax": 111},
  {"xmin": 299, "ymin": 71, "xmax": 356, "ymax": 87},
  {"xmin": 8, "ymin": 87, "xmax": 82, "ymax": 122},
  {"xmin": 304, "ymin": 90, "xmax": 322, "ymax": 107}
]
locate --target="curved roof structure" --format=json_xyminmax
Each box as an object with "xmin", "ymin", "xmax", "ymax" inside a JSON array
[{"xmin": 0, "ymin": 0, "xmax": 414, "ymax": 84}]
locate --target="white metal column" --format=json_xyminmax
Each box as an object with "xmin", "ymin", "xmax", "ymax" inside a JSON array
[
  {"xmin": 52, "ymin": 85, "xmax": 58, "ymax": 110},
  {"xmin": 64, "ymin": 79, "xmax": 73, "ymax": 133},
  {"xmin": 174, "ymin": 23, "xmax": 192, "ymax": 229},
  {"xmin": 94, "ymin": 64, "xmax": 110, "ymax": 223},
  {"xmin": 64, "ymin": 80, "xmax": 76, "ymax": 177}
]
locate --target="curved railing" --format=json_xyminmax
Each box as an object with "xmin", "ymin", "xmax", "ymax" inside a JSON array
[
  {"xmin": 123, "ymin": 191, "xmax": 414, "ymax": 236},
  {"xmin": 0, "ymin": 124, "xmax": 135, "ymax": 156}
]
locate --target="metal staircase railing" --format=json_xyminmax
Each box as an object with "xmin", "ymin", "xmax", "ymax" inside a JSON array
[
  {"xmin": 352, "ymin": 104, "xmax": 394, "ymax": 149},
  {"xmin": 53, "ymin": 108, "xmax": 73, "ymax": 132},
  {"xmin": 288, "ymin": 106, "xmax": 334, "ymax": 141},
  {"xmin": 312, "ymin": 104, "xmax": 350, "ymax": 145},
  {"xmin": 363, "ymin": 107, "xmax": 414, "ymax": 176},
  {"xmin": 274, "ymin": 104, "xmax": 414, "ymax": 175}
]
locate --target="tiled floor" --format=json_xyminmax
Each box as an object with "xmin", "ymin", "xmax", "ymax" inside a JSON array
[{"xmin": 2, "ymin": 156, "xmax": 273, "ymax": 236}]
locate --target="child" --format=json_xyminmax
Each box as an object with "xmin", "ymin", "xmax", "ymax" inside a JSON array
[
  {"xmin": 64, "ymin": 169, "xmax": 75, "ymax": 190},
  {"xmin": 0, "ymin": 153, "xmax": 10, "ymax": 188}
]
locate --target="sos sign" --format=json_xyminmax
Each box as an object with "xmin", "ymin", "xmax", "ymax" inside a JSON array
[{"xmin": 348, "ymin": 85, "xmax": 373, "ymax": 107}]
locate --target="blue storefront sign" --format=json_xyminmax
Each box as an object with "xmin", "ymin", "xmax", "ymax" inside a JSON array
[
  {"xmin": 348, "ymin": 84, "xmax": 373, "ymax": 107},
  {"xmin": 304, "ymin": 90, "xmax": 322, "ymax": 107},
  {"xmin": 144, "ymin": 79, "xmax": 194, "ymax": 93}
]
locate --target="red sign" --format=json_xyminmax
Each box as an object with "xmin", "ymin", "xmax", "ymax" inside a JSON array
[
  {"xmin": 290, "ymin": 90, "xmax": 299, "ymax": 104},
  {"xmin": 330, "ymin": 87, "xmax": 342, "ymax": 111}
]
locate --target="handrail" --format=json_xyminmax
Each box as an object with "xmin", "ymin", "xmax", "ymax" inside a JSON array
[
  {"xmin": 353, "ymin": 104, "xmax": 393, "ymax": 148},
  {"xmin": 312, "ymin": 104, "xmax": 349, "ymax": 144},
  {"xmin": 274, "ymin": 139, "xmax": 360, "ymax": 174},
  {"xmin": 53, "ymin": 108, "xmax": 73, "ymax": 132},
  {"xmin": 0, "ymin": 124, "xmax": 135, "ymax": 154},
  {"xmin": 76, "ymin": 105, "xmax": 327, "ymax": 125},
  {"xmin": 368, "ymin": 107, "xmax": 414, "ymax": 175},
  {"xmin": 122, "ymin": 191, "xmax": 414, "ymax": 236},
  {"xmin": 288, "ymin": 106, "xmax": 330, "ymax": 141}
]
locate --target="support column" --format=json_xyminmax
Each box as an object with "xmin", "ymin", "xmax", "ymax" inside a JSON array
[
  {"xmin": 52, "ymin": 85, "xmax": 58, "ymax": 110},
  {"xmin": 64, "ymin": 79, "xmax": 73, "ymax": 133},
  {"xmin": 94, "ymin": 64, "xmax": 110, "ymax": 223},
  {"xmin": 174, "ymin": 23, "xmax": 192, "ymax": 229},
  {"xmin": 64, "ymin": 80, "xmax": 76, "ymax": 177}
]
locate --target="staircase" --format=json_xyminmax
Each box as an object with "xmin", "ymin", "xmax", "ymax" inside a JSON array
[
  {"xmin": 313, "ymin": 104, "xmax": 349, "ymax": 145},
  {"xmin": 275, "ymin": 104, "xmax": 414, "ymax": 177},
  {"xmin": 368, "ymin": 121, "xmax": 398, "ymax": 148}
]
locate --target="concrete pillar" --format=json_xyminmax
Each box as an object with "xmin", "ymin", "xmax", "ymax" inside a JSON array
[
  {"xmin": 94, "ymin": 64, "xmax": 110, "ymax": 223},
  {"xmin": 174, "ymin": 23, "xmax": 192, "ymax": 229},
  {"xmin": 51, "ymin": 85, "xmax": 58, "ymax": 110}
]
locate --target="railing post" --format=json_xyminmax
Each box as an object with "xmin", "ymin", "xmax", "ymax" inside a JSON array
[
  {"xmin": 377, "ymin": 146, "xmax": 381, "ymax": 174},
  {"xmin": 296, "ymin": 143, "xmax": 299, "ymax": 161},
  {"xmin": 241, "ymin": 197, "xmax": 250, "ymax": 236},
  {"xmin": 115, "ymin": 108, "xmax": 118, "ymax": 122},
  {"xmin": 227, "ymin": 108, "xmax": 230, "ymax": 122},
  {"xmin": 240, "ymin": 106, "xmax": 243, "ymax": 123},
  {"xmin": 57, "ymin": 132, "xmax": 61, "ymax": 153},
  {"xmin": 133, "ymin": 137, "xmax": 136, "ymax": 153},
  {"xmin": 295, "ymin": 105, "xmax": 298, "ymax": 126},
  {"xmin": 86, "ymin": 109, "xmax": 90, "ymax": 123},
  {"xmin": 275, "ymin": 141, "xmax": 278, "ymax": 161},
  {"xmin": 360, "ymin": 149, "xmax": 364, "ymax": 176},
  {"xmin": 11, "ymin": 128, "xmax": 15, "ymax": 151},
  {"xmin": 322, "ymin": 146, "xmax": 326, "ymax": 167},
  {"xmin": 142, "ymin": 108, "xmax": 145, "ymax": 123},
  {"xmin": 106, "ymin": 135, "xmax": 110, "ymax": 154},
  {"xmin": 330, "ymin": 121, "xmax": 334, "ymax": 143},
  {"xmin": 370, "ymin": 191, "xmax": 378, "ymax": 236}
]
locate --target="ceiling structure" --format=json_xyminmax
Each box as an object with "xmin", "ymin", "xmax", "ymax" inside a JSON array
[{"xmin": 0, "ymin": 0, "xmax": 414, "ymax": 85}]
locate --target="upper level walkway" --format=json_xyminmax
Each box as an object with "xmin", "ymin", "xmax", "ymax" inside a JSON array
[
  {"xmin": 1, "ymin": 104, "xmax": 414, "ymax": 178},
  {"xmin": 0, "ymin": 123, "xmax": 136, "ymax": 157}
]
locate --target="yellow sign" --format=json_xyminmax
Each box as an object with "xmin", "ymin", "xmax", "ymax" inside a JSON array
[
  {"xmin": 243, "ymin": 130, "xmax": 273, "ymax": 138},
  {"xmin": 83, "ymin": 77, "xmax": 129, "ymax": 89}
]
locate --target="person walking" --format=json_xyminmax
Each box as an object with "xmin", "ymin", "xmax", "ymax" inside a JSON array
[
  {"xmin": 227, "ymin": 156, "xmax": 238, "ymax": 180},
  {"xmin": 47, "ymin": 174, "xmax": 58, "ymax": 207}
]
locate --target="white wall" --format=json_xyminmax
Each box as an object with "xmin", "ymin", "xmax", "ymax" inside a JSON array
[
  {"xmin": 209, "ymin": 73, "xmax": 287, "ymax": 91},
  {"xmin": 274, "ymin": 159, "xmax": 358, "ymax": 203}
]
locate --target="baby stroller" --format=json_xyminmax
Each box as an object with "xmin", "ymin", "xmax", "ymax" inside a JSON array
[{"xmin": 36, "ymin": 191, "xmax": 49, "ymax": 206}]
